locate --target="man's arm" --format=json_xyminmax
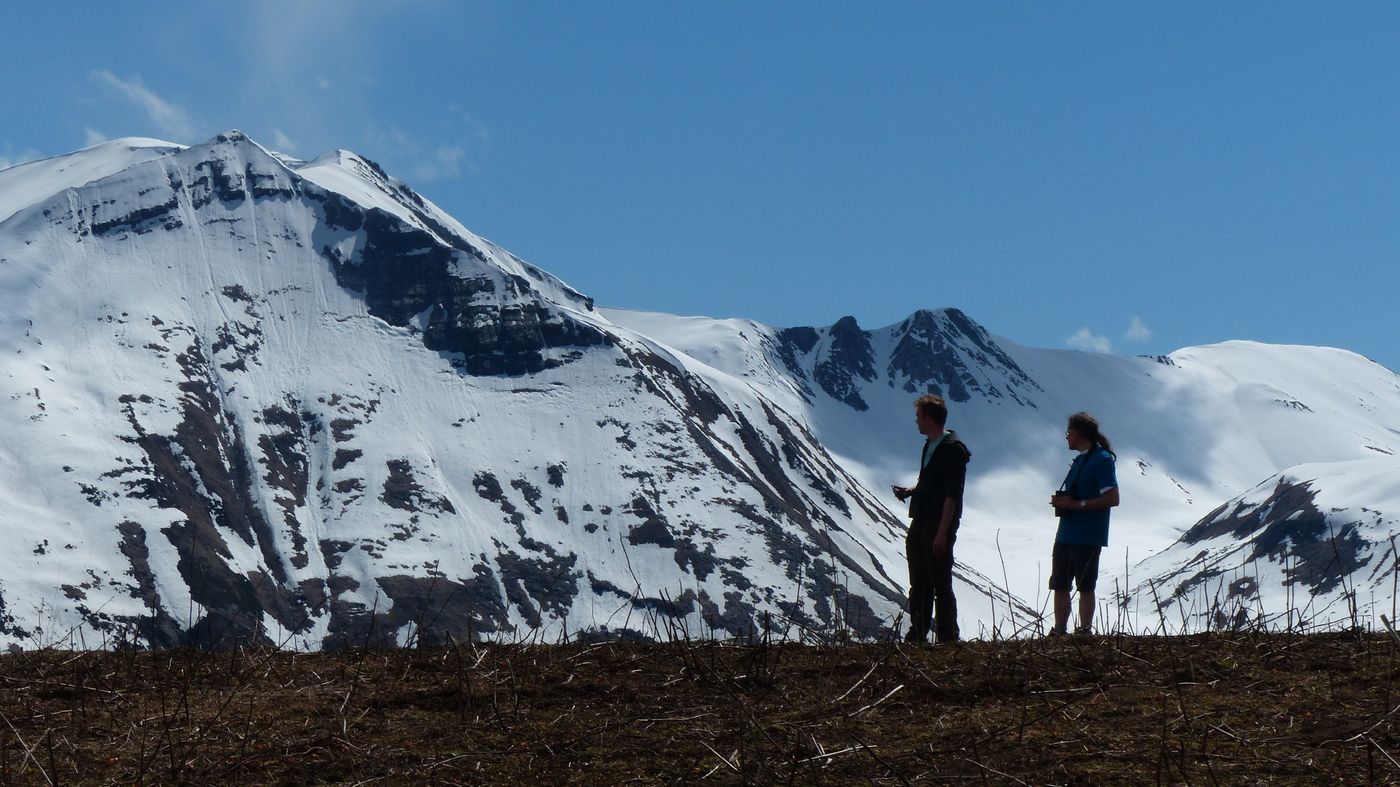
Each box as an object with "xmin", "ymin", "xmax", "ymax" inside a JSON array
[
  {"xmin": 1053, "ymin": 486, "xmax": 1119, "ymax": 510},
  {"xmin": 1084, "ymin": 487, "xmax": 1119, "ymax": 509},
  {"xmin": 931, "ymin": 445, "xmax": 965, "ymax": 557},
  {"xmin": 932, "ymin": 497, "xmax": 957, "ymax": 557}
]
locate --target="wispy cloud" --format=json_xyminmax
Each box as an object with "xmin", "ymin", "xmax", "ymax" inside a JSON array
[
  {"xmin": 365, "ymin": 126, "xmax": 480, "ymax": 183},
  {"xmin": 414, "ymin": 145, "xmax": 467, "ymax": 182},
  {"xmin": 89, "ymin": 70, "xmax": 196, "ymax": 142},
  {"xmin": 84, "ymin": 128, "xmax": 109, "ymax": 147},
  {"xmin": 224, "ymin": 1, "xmax": 490, "ymax": 180},
  {"xmin": 232, "ymin": 0, "xmax": 385, "ymax": 156},
  {"xmin": 0, "ymin": 143, "xmax": 43, "ymax": 171},
  {"xmin": 1125, "ymin": 316, "xmax": 1152, "ymax": 342},
  {"xmin": 96, "ymin": 2, "xmax": 491, "ymax": 182},
  {"xmin": 1067, "ymin": 328, "xmax": 1112, "ymax": 354},
  {"xmin": 272, "ymin": 129, "xmax": 297, "ymax": 154}
]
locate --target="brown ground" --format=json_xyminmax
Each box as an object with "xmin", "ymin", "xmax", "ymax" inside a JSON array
[{"xmin": 0, "ymin": 632, "xmax": 1396, "ymax": 784}]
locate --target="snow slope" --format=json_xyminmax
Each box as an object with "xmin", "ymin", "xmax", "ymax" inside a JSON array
[
  {"xmin": 1132, "ymin": 458, "xmax": 1400, "ymax": 631},
  {"xmin": 604, "ymin": 309, "xmax": 1400, "ymax": 628},
  {"xmin": 0, "ymin": 132, "xmax": 1029, "ymax": 649},
  {"xmin": 0, "ymin": 137, "xmax": 183, "ymax": 224}
]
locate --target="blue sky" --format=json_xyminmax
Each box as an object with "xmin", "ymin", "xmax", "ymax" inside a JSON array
[{"xmin": 4, "ymin": 2, "xmax": 1398, "ymax": 369}]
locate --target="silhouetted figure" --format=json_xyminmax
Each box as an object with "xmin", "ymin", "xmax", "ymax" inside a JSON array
[
  {"xmin": 1048, "ymin": 412, "xmax": 1119, "ymax": 636},
  {"xmin": 893, "ymin": 394, "xmax": 970, "ymax": 644}
]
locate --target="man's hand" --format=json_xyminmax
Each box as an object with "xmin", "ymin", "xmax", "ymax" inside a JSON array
[
  {"xmin": 892, "ymin": 485, "xmax": 912, "ymax": 502},
  {"xmin": 932, "ymin": 532, "xmax": 949, "ymax": 558},
  {"xmin": 1051, "ymin": 493, "xmax": 1078, "ymax": 510}
]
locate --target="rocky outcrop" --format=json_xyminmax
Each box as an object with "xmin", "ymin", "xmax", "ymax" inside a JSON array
[
  {"xmin": 888, "ymin": 309, "xmax": 1037, "ymax": 405},
  {"xmin": 1137, "ymin": 470, "xmax": 1390, "ymax": 631},
  {"xmin": 813, "ymin": 316, "xmax": 877, "ymax": 411},
  {"xmin": 774, "ymin": 308, "xmax": 1040, "ymax": 411},
  {"xmin": 315, "ymin": 201, "xmax": 611, "ymax": 376}
]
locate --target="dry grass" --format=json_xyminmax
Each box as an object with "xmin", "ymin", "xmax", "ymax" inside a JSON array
[{"xmin": 0, "ymin": 632, "xmax": 1396, "ymax": 784}]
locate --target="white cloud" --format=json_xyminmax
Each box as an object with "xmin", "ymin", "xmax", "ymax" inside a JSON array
[
  {"xmin": 365, "ymin": 126, "xmax": 476, "ymax": 183},
  {"xmin": 89, "ymin": 70, "xmax": 196, "ymax": 141},
  {"xmin": 272, "ymin": 129, "xmax": 297, "ymax": 153},
  {"xmin": 411, "ymin": 145, "xmax": 467, "ymax": 181},
  {"xmin": 1126, "ymin": 316, "xmax": 1152, "ymax": 342},
  {"xmin": 84, "ymin": 128, "xmax": 109, "ymax": 147},
  {"xmin": 1067, "ymin": 328, "xmax": 1112, "ymax": 354},
  {"xmin": 229, "ymin": 1, "xmax": 385, "ymax": 157},
  {"xmin": 193, "ymin": 2, "xmax": 491, "ymax": 178},
  {"xmin": 0, "ymin": 143, "xmax": 43, "ymax": 171}
]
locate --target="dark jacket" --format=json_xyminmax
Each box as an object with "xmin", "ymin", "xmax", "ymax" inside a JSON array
[{"xmin": 908, "ymin": 430, "xmax": 971, "ymax": 529}]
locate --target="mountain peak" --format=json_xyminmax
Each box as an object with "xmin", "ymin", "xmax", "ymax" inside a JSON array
[
  {"xmin": 884, "ymin": 307, "xmax": 1039, "ymax": 404},
  {"xmin": 189, "ymin": 130, "xmax": 281, "ymax": 166},
  {"xmin": 891, "ymin": 307, "xmax": 984, "ymax": 338},
  {"xmin": 829, "ymin": 314, "xmax": 863, "ymax": 337},
  {"xmin": 897, "ymin": 308, "xmax": 945, "ymax": 335}
]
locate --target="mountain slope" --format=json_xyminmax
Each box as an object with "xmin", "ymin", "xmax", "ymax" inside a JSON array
[
  {"xmin": 605, "ymin": 310, "xmax": 1400, "ymax": 626},
  {"xmin": 1132, "ymin": 458, "xmax": 1400, "ymax": 630},
  {"xmin": 0, "ymin": 132, "xmax": 1036, "ymax": 648}
]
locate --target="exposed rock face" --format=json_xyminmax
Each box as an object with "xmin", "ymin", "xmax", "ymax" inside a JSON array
[
  {"xmin": 1137, "ymin": 470, "xmax": 1392, "ymax": 631},
  {"xmin": 887, "ymin": 309, "xmax": 1038, "ymax": 406},
  {"xmin": 316, "ymin": 199, "xmax": 611, "ymax": 377},
  {"xmin": 60, "ymin": 130, "xmax": 609, "ymax": 382},
  {"xmin": 775, "ymin": 308, "xmax": 1041, "ymax": 412},
  {"xmin": 1175, "ymin": 479, "xmax": 1369, "ymax": 597},
  {"xmin": 116, "ymin": 338, "xmax": 312, "ymax": 647},
  {"xmin": 813, "ymin": 316, "xmax": 878, "ymax": 411}
]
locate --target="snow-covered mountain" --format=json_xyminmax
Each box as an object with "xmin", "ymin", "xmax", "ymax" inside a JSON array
[
  {"xmin": 0, "ymin": 132, "xmax": 1031, "ymax": 649},
  {"xmin": 2, "ymin": 131, "xmax": 1396, "ymax": 648},
  {"xmin": 605, "ymin": 311, "xmax": 1400, "ymax": 631},
  {"xmin": 1132, "ymin": 458, "xmax": 1400, "ymax": 631}
]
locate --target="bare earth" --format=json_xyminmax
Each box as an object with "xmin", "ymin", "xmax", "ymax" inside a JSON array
[{"xmin": 0, "ymin": 633, "xmax": 1396, "ymax": 784}]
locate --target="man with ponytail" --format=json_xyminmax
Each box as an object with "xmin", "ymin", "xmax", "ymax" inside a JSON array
[{"xmin": 1048, "ymin": 412, "xmax": 1119, "ymax": 637}]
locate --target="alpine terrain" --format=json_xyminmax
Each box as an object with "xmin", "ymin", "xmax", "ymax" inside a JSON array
[
  {"xmin": 1, "ymin": 131, "xmax": 1397, "ymax": 648},
  {"xmin": 610, "ymin": 312, "xmax": 1400, "ymax": 632},
  {"xmin": 0, "ymin": 132, "xmax": 1031, "ymax": 649}
]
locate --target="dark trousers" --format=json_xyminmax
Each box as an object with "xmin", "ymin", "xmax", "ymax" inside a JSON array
[{"xmin": 906, "ymin": 525, "xmax": 958, "ymax": 642}]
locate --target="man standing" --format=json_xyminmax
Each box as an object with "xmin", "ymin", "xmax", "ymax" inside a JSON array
[
  {"xmin": 1048, "ymin": 412, "xmax": 1119, "ymax": 636},
  {"xmin": 893, "ymin": 394, "xmax": 970, "ymax": 644}
]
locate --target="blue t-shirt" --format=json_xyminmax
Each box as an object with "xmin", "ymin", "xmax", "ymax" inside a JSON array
[{"xmin": 1054, "ymin": 447, "xmax": 1118, "ymax": 547}]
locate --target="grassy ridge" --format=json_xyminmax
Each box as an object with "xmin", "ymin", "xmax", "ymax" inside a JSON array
[{"xmin": 0, "ymin": 633, "xmax": 1396, "ymax": 784}]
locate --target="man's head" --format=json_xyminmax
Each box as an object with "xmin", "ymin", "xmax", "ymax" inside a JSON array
[
  {"xmin": 914, "ymin": 394, "xmax": 947, "ymax": 438},
  {"xmin": 1065, "ymin": 411, "xmax": 1099, "ymax": 452}
]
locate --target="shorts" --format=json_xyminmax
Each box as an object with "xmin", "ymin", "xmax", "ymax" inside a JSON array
[{"xmin": 1049, "ymin": 542, "xmax": 1102, "ymax": 592}]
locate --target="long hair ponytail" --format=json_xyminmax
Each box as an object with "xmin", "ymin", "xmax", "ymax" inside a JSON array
[{"xmin": 1068, "ymin": 412, "xmax": 1114, "ymax": 458}]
